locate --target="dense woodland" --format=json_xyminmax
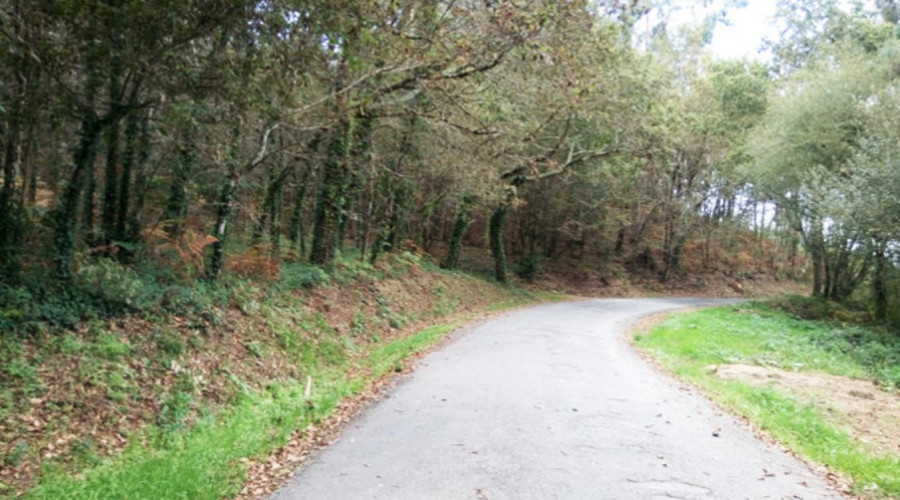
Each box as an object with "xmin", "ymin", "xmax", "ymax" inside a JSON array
[{"xmin": 0, "ymin": 0, "xmax": 899, "ymax": 327}]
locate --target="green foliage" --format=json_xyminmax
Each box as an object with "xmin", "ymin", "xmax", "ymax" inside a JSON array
[
  {"xmin": 3, "ymin": 358, "xmax": 39, "ymax": 390},
  {"xmin": 515, "ymin": 253, "xmax": 544, "ymax": 282},
  {"xmin": 4, "ymin": 442, "xmax": 29, "ymax": 468},
  {"xmin": 0, "ymin": 260, "xmax": 232, "ymax": 335},
  {"xmin": 157, "ymin": 391, "xmax": 194, "ymax": 432},
  {"xmin": 277, "ymin": 262, "xmax": 330, "ymax": 290},
  {"xmin": 90, "ymin": 334, "xmax": 133, "ymax": 361},
  {"xmin": 156, "ymin": 331, "xmax": 185, "ymax": 358},
  {"xmin": 332, "ymin": 252, "xmax": 382, "ymax": 284}
]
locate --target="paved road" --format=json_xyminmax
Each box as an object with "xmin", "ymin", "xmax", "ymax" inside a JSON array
[{"xmin": 273, "ymin": 299, "xmax": 844, "ymax": 500}]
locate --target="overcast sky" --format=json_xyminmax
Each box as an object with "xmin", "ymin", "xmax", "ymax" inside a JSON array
[{"xmin": 709, "ymin": 0, "xmax": 779, "ymax": 60}]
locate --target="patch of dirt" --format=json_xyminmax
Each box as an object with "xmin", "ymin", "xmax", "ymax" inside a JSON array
[{"xmin": 713, "ymin": 364, "xmax": 900, "ymax": 458}]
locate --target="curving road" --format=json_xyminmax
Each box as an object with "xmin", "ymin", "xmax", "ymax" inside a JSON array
[{"xmin": 272, "ymin": 299, "xmax": 844, "ymax": 500}]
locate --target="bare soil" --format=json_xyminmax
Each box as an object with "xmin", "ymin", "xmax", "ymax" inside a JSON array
[{"xmin": 713, "ymin": 364, "xmax": 900, "ymax": 458}]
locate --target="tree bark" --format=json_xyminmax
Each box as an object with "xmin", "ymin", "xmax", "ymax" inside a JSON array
[
  {"xmin": 0, "ymin": 89, "xmax": 23, "ymax": 280},
  {"xmin": 101, "ymin": 65, "xmax": 123, "ymax": 247},
  {"xmin": 126, "ymin": 109, "xmax": 151, "ymax": 244},
  {"xmin": 442, "ymin": 196, "xmax": 471, "ymax": 270},
  {"xmin": 808, "ymin": 218, "xmax": 825, "ymax": 297},
  {"xmin": 208, "ymin": 175, "xmax": 237, "ymax": 279},
  {"xmin": 54, "ymin": 112, "xmax": 102, "ymax": 280},
  {"xmin": 489, "ymin": 204, "xmax": 509, "ymax": 283},
  {"xmin": 116, "ymin": 112, "xmax": 139, "ymax": 245},
  {"xmin": 207, "ymin": 126, "xmax": 244, "ymax": 280},
  {"xmin": 310, "ymin": 119, "xmax": 351, "ymax": 266},
  {"xmin": 873, "ymin": 242, "xmax": 888, "ymax": 322}
]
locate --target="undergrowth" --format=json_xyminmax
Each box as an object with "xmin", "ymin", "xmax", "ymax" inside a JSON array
[
  {"xmin": 0, "ymin": 250, "xmax": 434, "ymax": 337},
  {"xmin": 1, "ymin": 249, "xmax": 537, "ymax": 498}
]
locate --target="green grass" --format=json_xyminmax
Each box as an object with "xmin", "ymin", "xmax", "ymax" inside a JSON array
[
  {"xmin": 635, "ymin": 302, "xmax": 900, "ymax": 497},
  {"xmin": 24, "ymin": 371, "xmax": 358, "ymax": 500},
  {"xmin": 369, "ymin": 324, "xmax": 457, "ymax": 376},
  {"xmin": 18, "ymin": 306, "xmax": 531, "ymax": 499},
  {"xmin": 21, "ymin": 326, "xmax": 445, "ymax": 500}
]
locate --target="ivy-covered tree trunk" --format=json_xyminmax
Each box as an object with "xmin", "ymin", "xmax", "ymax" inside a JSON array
[
  {"xmin": 253, "ymin": 164, "xmax": 279, "ymax": 243},
  {"xmin": 81, "ymin": 132, "xmax": 99, "ymax": 247},
  {"xmin": 254, "ymin": 163, "xmax": 289, "ymax": 255},
  {"xmin": 54, "ymin": 112, "xmax": 103, "ymax": 281},
  {"xmin": 418, "ymin": 195, "xmax": 444, "ymax": 253},
  {"xmin": 489, "ymin": 204, "xmax": 509, "ymax": 283},
  {"xmin": 208, "ymin": 126, "xmax": 243, "ymax": 280},
  {"xmin": 208, "ymin": 174, "xmax": 238, "ymax": 280},
  {"xmin": 442, "ymin": 196, "xmax": 471, "ymax": 270},
  {"xmin": 310, "ymin": 118, "xmax": 351, "ymax": 267}
]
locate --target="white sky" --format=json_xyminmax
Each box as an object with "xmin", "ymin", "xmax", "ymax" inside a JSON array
[{"xmin": 709, "ymin": 0, "xmax": 780, "ymax": 60}]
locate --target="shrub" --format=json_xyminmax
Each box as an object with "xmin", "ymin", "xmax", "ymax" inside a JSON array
[
  {"xmin": 278, "ymin": 262, "xmax": 330, "ymax": 290},
  {"xmin": 515, "ymin": 253, "xmax": 543, "ymax": 282}
]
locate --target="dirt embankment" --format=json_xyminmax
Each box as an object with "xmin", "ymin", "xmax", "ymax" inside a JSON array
[
  {"xmin": 713, "ymin": 364, "xmax": 900, "ymax": 458},
  {"xmin": 0, "ymin": 258, "xmax": 518, "ymax": 495}
]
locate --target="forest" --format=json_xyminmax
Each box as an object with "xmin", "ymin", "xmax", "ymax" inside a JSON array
[{"xmin": 0, "ymin": 0, "xmax": 897, "ymax": 324}]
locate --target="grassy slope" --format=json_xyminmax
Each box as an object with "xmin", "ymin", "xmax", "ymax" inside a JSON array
[
  {"xmin": 634, "ymin": 302, "xmax": 900, "ymax": 498},
  {"xmin": 1, "ymin": 253, "xmax": 543, "ymax": 499}
]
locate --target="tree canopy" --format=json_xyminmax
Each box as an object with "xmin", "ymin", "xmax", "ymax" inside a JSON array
[{"xmin": 1, "ymin": 0, "xmax": 898, "ymax": 326}]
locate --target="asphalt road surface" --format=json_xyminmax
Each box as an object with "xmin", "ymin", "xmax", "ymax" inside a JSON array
[{"xmin": 272, "ymin": 298, "xmax": 845, "ymax": 500}]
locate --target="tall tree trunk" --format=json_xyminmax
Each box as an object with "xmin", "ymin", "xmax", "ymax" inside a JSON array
[
  {"xmin": 442, "ymin": 196, "xmax": 471, "ymax": 270},
  {"xmin": 808, "ymin": 218, "xmax": 825, "ymax": 297},
  {"xmin": 255, "ymin": 163, "xmax": 290, "ymax": 255},
  {"xmin": 54, "ymin": 112, "xmax": 102, "ymax": 280},
  {"xmin": 310, "ymin": 118, "xmax": 351, "ymax": 266},
  {"xmin": 0, "ymin": 90, "xmax": 23, "ymax": 280},
  {"xmin": 207, "ymin": 126, "xmax": 242, "ymax": 280},
  {"xmin": 489, "ymin": 204, "xmax": 509, "ymax": 283},
  {"xmin": 208, "ymin": 174, "xmax": 238, "ymax": 279},
  {"xmin": 370, "ymin": 180, "xmax": 406, "ymax": 265},
  {"xmin": 873, "ymin": 241, "xmax": 888, "ymax": 322},
  {"xmin": 81, "ymin": 137, "xmax": 99, "ymax": 247},
  {"xmin": 116, "ymin": 112, "xmax": 139, "ymax": 245},
  {"xmin": 253, "ymin": 164, "xmax": 278, "ymax": 243},
  {"xmin": 101, "ymin": 65, "xmax": 123, "ymax": 247},
  {"xmin": 126, "ymin": 109, "xmax": 152, "ymax": 244}
]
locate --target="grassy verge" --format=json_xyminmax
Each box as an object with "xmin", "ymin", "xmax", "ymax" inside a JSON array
[
  {"xmin": 634, "ymin": 301, "xmax": 900, "ymax": 498},
  {"xmin": 15, "ymin": 287, "xmax": 536, "ymax": 499}
]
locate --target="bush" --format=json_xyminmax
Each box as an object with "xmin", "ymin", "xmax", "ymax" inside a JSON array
[
  {"xmin": 278, "ymin": 262, "xmax": 330, "ymax": 290},
  {"xmin": 77, "ymin": 259, "xmax": 147, "ymax": 307},
  {"xmin": 515, "ymin": 253, "xmax": 543, "ymax": 282}
]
